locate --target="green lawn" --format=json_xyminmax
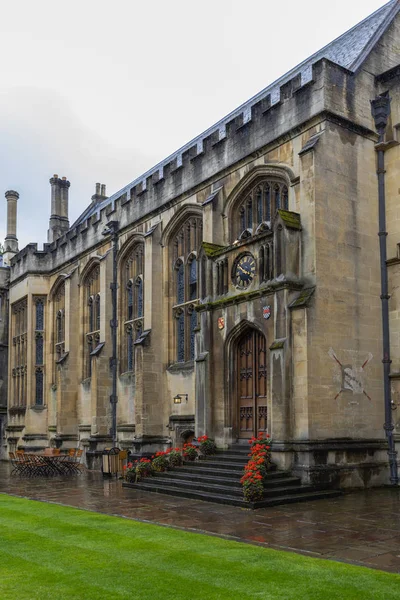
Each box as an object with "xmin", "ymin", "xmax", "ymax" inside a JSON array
[{"xmin": 0, "ymin": 494, "xmax": 398, "ymax": 600}]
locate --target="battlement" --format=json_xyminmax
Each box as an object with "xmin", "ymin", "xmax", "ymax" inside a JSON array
[{"xmin": 8, "ymin": 53, "xmax": 382, "ymax": 282}]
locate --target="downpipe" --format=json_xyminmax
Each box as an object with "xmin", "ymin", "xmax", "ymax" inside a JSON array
[{"xmin": 371, "ymin": 92, "xmax": 399, "ymax": 485}]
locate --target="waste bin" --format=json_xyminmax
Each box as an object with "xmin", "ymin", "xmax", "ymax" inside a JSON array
[{"xmin": 102, "ymin": 447, "xmax": 120, "ymax": 477}]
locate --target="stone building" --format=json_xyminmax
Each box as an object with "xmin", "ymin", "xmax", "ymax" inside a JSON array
[
  {"xmin": 3, "ymin": 1, "xmax": 400, "ymax": 486},
  {"xmin": 0, "ymin": 255, "xmax": 9, "ymax": 459}
]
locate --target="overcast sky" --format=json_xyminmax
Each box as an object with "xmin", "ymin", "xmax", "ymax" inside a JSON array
[{"xmin": 0, "ymin": 0, "xmax": 389, "ymax": 249}]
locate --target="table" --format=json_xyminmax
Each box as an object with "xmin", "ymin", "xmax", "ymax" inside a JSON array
[{"xmin": 20, "ymin": 453, "xmax": 81, "ymax": 476}]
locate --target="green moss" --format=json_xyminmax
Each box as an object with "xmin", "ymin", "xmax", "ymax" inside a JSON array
[
  {"xmin": 288, "ymin": 286, "xmax": 316, "ymax": 309},
  {"xmin": 197, "ymin": 281, "xmax": 303, "ymax": 312},
  {"xmin": 270, "ymin": 340, "xmax": 286, "ymax": 350},
  {"xmin": 202, "ymin": 242, "xmax": 227, "ymax": 257},
  {"xmin": 278, "ymin": 209, "xmax": 301, "ymax": 230}
]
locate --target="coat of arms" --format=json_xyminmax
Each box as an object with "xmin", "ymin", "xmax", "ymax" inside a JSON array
[{"xmin": 263, "ymin": 306, "xmax": 271, "ymax": 320}]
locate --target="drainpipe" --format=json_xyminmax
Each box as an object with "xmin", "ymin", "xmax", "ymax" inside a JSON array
[
  {"xmin": 371, "ymin": 92, "xmax": 399, "ymax": 486},
  {"xmin": 102, "ymin": 220, "xmax": 119, "ymax": 447}
]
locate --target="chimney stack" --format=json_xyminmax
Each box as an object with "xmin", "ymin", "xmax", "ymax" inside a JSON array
[
  {"xmin": 48, "ymin": 175, "xmax": 70, "ymax": 242},
  {"xmin": 3, "ymin": 190, "xmax": 19, "ymax": 265},
  {"xmin": 91, "ymin": 182, "xmax": 108, "ymax": 204}
]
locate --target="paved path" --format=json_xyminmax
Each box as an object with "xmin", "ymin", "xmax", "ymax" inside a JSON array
[{"xmin": 1, "ymin": 462, "xmax": 400, "ymax": 573}]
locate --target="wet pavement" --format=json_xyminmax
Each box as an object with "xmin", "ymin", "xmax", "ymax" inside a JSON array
[{"xmin": 1, "ymin": 462, "xmax": 400, "ymax": 573}]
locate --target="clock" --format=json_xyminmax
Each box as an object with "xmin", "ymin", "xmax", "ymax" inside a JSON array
[{"xmin": 234, "ymin": 254, "xmax": 256, "ymax": 289}]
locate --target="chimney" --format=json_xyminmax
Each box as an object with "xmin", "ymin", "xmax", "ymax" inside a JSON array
[
  {"xmin": 91, "ymin": 182, "xmax": 108, "ymax": 204},
  {"xmin": 59, "ymin": 176, "xmax": 70, "ymax": 227},
  {"xmin": 48, "ymin": 175, "xmax": 70, "ymax": 242},
  {"xmin": 3, "ymin": 190, "xmax": 19, "ymax": 264}
]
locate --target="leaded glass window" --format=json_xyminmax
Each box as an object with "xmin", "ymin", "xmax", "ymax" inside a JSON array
[
  {"xmin": 53, "ymin": 283, "xmax": 65, "ymax": 370},
  {"xmin": 121, "ymin": 243, "xmax": 144, "ymax": 373},
  {"xmin": 274, "ymin": 184, "xmax": 281, "ymax": 210},
  {"xmin": 257, "ymin": 188, "xmax": 263, "ymax": 224},
  {"xmin": 136, "ymin": 278, "xmax": 143, "ymax": 319},
  {"xmin": 36, "ymin": 333, "xmax": 44, "ymax": 365},
  {"xmin": 88, "ymin": 297, "xmax": 94, "ymax": 332},
  {"xmin": 84, "ymin": 265, "xmax": 100, "ymax": 379},
  {"xmin": 56, "ymin": 310, "xmax": 63, "ymax": 344},
  {"xmin": 177, "ymin": 261, "xmax": 184, "ymax": 304},
  {"xmin": 282, "ymin": 186, "xmax": 289, "ymax": 210},
  {"xmin": 177, "ymin": 311, "xmax": 185, "ymax": 362},
  {"xmin": 127, "ymin": 327, "xmax": 133, "ymax": 372},
  {"xmin": 189, "ymin": 259, "xmax": 197, "ymax": 301},
  {"xmin": 189, "ymin": 307, "xmax": 197, "ymax": 360},
  {"xmin": 234, "ymin": 178, "xmax": 289, "ymax": 240},
  {"xmin": 33, "ymin": 296, "xmax": 46, "ymax": 406},
  {"xmin": 11, "ymin": 298, "xmax": 28, "ymax": 407},
  {"xmin": 35, "ymin": 368, "xmax": 44, "ymax": 406},
  {"xmin": 95, "ymin": 294, "xmax": 101, "ymax": 331},
  {"xmin": 171, "ymin": 216, "xmax": 202, "ymax": 363},
  {"xmin": 36, "ymin": 300, "xmax": 44, "ymax": 331}
]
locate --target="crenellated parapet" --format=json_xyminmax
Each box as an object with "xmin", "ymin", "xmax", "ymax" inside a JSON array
[{"xmin": 7, "ymin": 55, "xmax": 381, "ymax": 282}]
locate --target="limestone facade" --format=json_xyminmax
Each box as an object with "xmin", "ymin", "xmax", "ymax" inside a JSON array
[{"xmin": 3, "ymin": 2, "xmax": 400, "ymax": 486}]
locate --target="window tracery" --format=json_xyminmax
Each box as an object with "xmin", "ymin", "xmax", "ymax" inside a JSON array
[
  {"xmin": 233, "ymin": 178, "xmax": 289, "ymax": 240},
  {"xmin": 54, "ymin": 283, "xmax": 65, "ymax": 364},
  {"xmin": 11, "ymin": 298, "xmax": 27, "ymax": 407},
  {"xmin": 121, "ymin": 243, "xmax": 144, "ymax": 373},
  {"xmin": 34, "ymin": 297, "xmax": 46, "ymax": 406},
  {"xmin": 171, "ymin": 216, "xmax": 202, "ymax": 363},
  {"xmin": 84, "ymin": 265, "xmax": 100, "ymax": 379}
]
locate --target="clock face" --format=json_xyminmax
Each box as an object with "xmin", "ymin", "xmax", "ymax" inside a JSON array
[{"xmin": 234, "ymin": 255, "xmax": 256, "ymax": 289}]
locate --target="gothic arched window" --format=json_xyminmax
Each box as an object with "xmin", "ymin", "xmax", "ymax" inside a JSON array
[
  {"xmin": 121, "ymin": 243, "xmax": 144, "ymax": 373},
  {"xmin": 84, "ymin": 265, "xmax": 100, "ymax": 379},
  {"xmin": 11, "ymin": 298, "xmax": 27, "ymax": 407},
  {"xmin": 54, "ymin": 282, "xmax": 65, "ymax": 364},
  {"xmin": 171, "ymin": 216, "xmax": 202, "ymax": 363},
  {"xmin": 233, "ymin": 178, "xmax": 289, "ymax": 240},
  {"xmin": 34, "ymin": 296, "xmax": 46, "ymax": 406}
]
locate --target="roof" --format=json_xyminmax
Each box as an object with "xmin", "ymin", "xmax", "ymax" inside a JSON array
[{"xmin": 74, "ymin": 1, "xmax": 400, "ymax": 228}]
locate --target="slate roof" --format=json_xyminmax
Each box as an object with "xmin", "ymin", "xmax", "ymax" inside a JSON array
[{"xmin": 74, "ymin": 1, "xmax": 400, "ymax": 228}]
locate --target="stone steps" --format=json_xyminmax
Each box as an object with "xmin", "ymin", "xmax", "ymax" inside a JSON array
[
  {"xmin": 155, "ymin": 471, "xmax": 300, "ymax": 488},
  {"xmin": 125, "ymin": 479, "xmax": 341, "ymax": 508},
  {"xmin": 139, "ymin": 477, "xmax": 312, "ymax": 498},
  {"xmin": 123, "ymin": 445, "xmax": 342, "ymax": 508}
]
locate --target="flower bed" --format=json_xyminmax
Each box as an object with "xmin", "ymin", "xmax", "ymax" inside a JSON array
[
  {"xmin": 240, "ymin": 433, "xmax": 272, "ymax": 502},
  {"xmin": 123, "ymin": 435, "xmax": 217, "ymax": 481},
  {"xmin": 124, "ymin": 457, "xmax": 153, "ymax": 482},
  {"xmin": 197, "ymin": 435, "xmax": 217, "ymax": 457}
]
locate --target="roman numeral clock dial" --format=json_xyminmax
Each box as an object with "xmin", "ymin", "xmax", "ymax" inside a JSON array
[{"xmin": 234, "ymin": 255, "xmax": 256, "ymax": 289}]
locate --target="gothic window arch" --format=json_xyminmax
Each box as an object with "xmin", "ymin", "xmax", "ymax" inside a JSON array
[
  {"xmin": 232, "ymin": 178, "xmax": 289, "ymax": 241},
  {"xmin": 83, "ymin": 264, "xmax": 100, "ymax": 379},
  {"xmin": 171, "ymin": 216, "xmax": 202, "ymax": 363},
  {"xmin": 11, "ymin": 298, "xmax": 27, "ymax": 407},
  {"xmin": 121, "ymin": 243, "xmax": 144, "ymax": 373},
  {"xmin": 34, "ymin": 297, "xmax": 46, "ymax": 405},
  {"xmin": 53, "ymin": 282, "xmax": 66, "ymax": 366}
]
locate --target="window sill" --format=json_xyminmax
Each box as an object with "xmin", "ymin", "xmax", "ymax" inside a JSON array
[
  {"xmin": 120, "ymin": 370, "xmax": 135, "ymax": 377},
  {"xmin": 9, "ymin": 406, "xmax": 27, "ymax": 415},
  {"xmin": 167, "ymin": 360, "xmax": 195, "ymax": 374},
  {"xmin": 31, "ymin": 405, "xmax": 47, "ymax": 412}
]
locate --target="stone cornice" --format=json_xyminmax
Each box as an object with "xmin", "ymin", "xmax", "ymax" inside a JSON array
[{"xmin": 197, "ymin": 280, "xmax": 303, "ymax": 312}]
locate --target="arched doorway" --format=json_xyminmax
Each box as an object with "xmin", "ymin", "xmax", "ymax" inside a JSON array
[{"xmin": 235, "ymin": 328, "xmax": 268, "ymax": 439}]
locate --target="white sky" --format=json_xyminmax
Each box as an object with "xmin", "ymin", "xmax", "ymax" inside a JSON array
[{"xmin": 0, "ymin": 0, "xmax": 389, "ymax": 248}]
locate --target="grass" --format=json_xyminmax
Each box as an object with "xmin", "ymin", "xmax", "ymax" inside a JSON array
[{"xmin": 0, "ymin": 494, "xmax": 398, "ymax": 600}]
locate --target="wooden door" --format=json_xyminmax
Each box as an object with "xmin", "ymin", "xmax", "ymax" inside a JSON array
[{"xmin": 237, "ymin": 329, "xmax": 268, "ymax": 439}]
